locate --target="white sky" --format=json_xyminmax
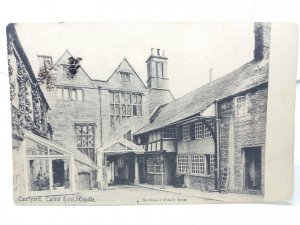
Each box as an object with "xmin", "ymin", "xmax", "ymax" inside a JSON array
[{"xmin": 15, "ymin": 22, "xmax": 254, "ymax": 98}]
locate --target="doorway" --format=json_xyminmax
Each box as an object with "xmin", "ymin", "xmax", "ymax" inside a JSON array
[{"xmin": 244, "ymin": 147, "xmax": 262, "ymax": 190}]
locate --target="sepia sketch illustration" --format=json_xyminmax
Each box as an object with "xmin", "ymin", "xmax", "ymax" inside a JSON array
[{"xmin": 6, "ymin": 22, "xmax": 292, "ymax": 205}]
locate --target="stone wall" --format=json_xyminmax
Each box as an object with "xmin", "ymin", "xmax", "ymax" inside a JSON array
[
  {"xmin": 48, "ymin": 87, "xmax": 100, "ymax": 152},
  {"xmin": 218, "ymin": 83, "xmax": 268, "ymax": 194},
  {"xmin": 184, "ymin": 175, "xmax": 215, "ymax": 192}
]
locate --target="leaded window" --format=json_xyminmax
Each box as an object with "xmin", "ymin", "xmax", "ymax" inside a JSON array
[
  {"xmin": 75, "ymin": 124, "xmax": 95, "ymax": 162},
  {"xmin": 235, "ymin": 96, "xmax": 247, "ymax": 117},
  {"xmin": 177, "ymin": 155, "xmax": 189, "ymax": 173},
  {"xmin": 162, "ymin": 127, "xmax": 177, "ymax": 139},
  {"xmin": 110, "ymin": 91, "xmax": 143, "ymax": 127},
  {"xmin": 57, "ymin": 87, "xmax": 84, "ymax": 101},
  {"xmin": 147, "ymin": 155, "xmax": 165, "ymax": 174},
  {"xmin": 182, "ymin": 125, "xmax": 190, "ymax": 141},
  {"xmin": 177, "ymin": 154, "xmax": 215, "ymax": 177},
  {"xmin": 204, "ymin": 120, "xmax": 215, "ymax": 138},
  {"xmin": 195, "ymin": 122, "xmax": 203, "ymax": 139}
]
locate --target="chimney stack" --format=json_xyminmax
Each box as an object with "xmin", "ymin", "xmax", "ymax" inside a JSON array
[
  {"xmin": 157, "ymin": 49, "xmax": 160, "ymax": 56},
  {"xmin": 151, "ymin": 48, "xmax": 155, "ymax": 56},
  {"xmin": 254, "ymin": 22, "xmax": 271, "ymax": 61}
]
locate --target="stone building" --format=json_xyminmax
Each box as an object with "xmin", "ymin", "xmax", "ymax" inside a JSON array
[
  {"xmin": 8, "ymin": 22, "xmax": 270, "ymax": 196},
  {"xmin": 38, "ymin": 47, "xmax": 174, "ymax": 189},
  {"xmin": 134, "ymin": 23, "xmax": 270, "ymax": 195},
  {"xmin": 7, "ymin": 24, "xmax": 80, "ymax": 197}
]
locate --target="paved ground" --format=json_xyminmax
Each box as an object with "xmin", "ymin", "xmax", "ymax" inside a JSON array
[
  {"xmin": 16, "ymin": 185, "xmax": 262, "ymax": 205},
  {"xmin": 137, "ymin": 184, "xmax": 264, "ymax": 203},
  {"xmin": 77, "ymin": 185, "xmax": 221, "ymax": 205}
]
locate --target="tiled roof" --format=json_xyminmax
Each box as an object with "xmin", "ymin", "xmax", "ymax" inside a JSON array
[{"xmin": 135, "ymin": 59, "xmax": 269, "ymax": 135}]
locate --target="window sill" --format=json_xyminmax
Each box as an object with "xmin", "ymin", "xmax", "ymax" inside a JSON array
[
  {"xmin": 177, "ymin": 173, "xmax": 214, "ymax": 178},
  {"xmin": 147, "ymin": 172, "xmax": 165, "ymax": 175}
]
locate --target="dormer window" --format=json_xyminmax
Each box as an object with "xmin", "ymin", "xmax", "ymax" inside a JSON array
[{"xmin": 120, "ymin": 72, "xmax": 131, "ymax": 82}]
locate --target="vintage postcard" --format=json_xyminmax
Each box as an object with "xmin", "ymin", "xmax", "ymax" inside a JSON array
[{"xmin": 6, "ymin": 22, "xmax": 297, "ymax": 205}]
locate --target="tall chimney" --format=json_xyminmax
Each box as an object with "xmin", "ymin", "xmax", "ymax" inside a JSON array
[
  {"xmin": 157, "ymin": 49, "xmax": 160, "ymax": 56},
  {"xmin": 254, "ymin": 22, "xmax": 271, "ymax": 61},
  {"xmin": 151, "ymin": 48, "xmax": 155, "ymax": 56}
]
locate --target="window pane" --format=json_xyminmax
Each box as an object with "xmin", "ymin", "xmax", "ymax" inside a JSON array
[
  {"xmin": 133, "ymin": 105, "xmax": 137, "ymax": 116},
  {"xmin": 236, "ymin": 96, "xmax": 247, "ymax": 116},
  {"xmin": 71, "ymin": 89, "xmax": 77, "ymax": 101},
  {"xmin": 115, "ymin": 105, "xmax": 120, "ymax": 115},
  {"xmin": 29, "ymin": 159, "xmax": 50, "ymax": 191},
  {"xmin": 88, "ymin": 136, "xmax": 94, "ymax": 147},
  {"xmin": 26, "ymin": 138, "xmax": 48, "ymax": 155},
  {"xmin": 182, "ymin": 125, "xmax": 190, "ymax": 141},
  {"xmin": 121, "ymin": 105, "xmax": 126, "ymax": 116},
  {"xmin": 127, "ymin": 105, "xmax": 132, "ymax": 116},
  {"xmin": 133, "ymin": 94, "xmax": 137, "ymax": 104},
  {"xmin": 75, "ymin": 125, "xmax": 82, "ymax": 135},
  {"xmin": 110, "ymin": 116, "xmax": 115, "ymax": 127},
  {"xmin": 82, "ymin": 136, "xmax": 88, "ymax": 147},
  {"xmin": 63, "ymin": 88, "xmax": 69, "ymax": 100},
  {"xmin": 77, "ymin": 89, "xmax": 83, "ymax": 101},
  {"xmin": 77, "ymin": 136, "xmax": 82, "ymax": 147},
  {"xmin": 114, "ymin": 92, "xmax": 120, "ymax": 103},
  {"xmin": 126, "ymin": 93, "xmax": 131, "ymax": 104},
  {"xmin": 115, "ymin": 116, "xmax": 120, "ymax": 125},
  {"xmin": 88, "ymin": 125, "xmax": 94, "ymax": 135},
  {"xmin": 137, "ymin": 105, "xmax": 142, "ymax": 116},
  {"xmin": 82, "ymin": 125, "xmax": 88, "ymax": 134},
  {"xmin": 52, "ymin": 159, "xmax": 70, "ymax": 189},
  {"xmin": 121, "ymin": 93, "xmax": 125, "ymax": 104},
  {"xmin": 109, "ymin": 92, "xmax": 114, "ymax": 103},
  {"xmin": 137, "ymin": 95, "xmax": 142, "ymax": 104},
  {"xmin": 110, "ymin": 104, "xmax": 115, "ymax": 115}
]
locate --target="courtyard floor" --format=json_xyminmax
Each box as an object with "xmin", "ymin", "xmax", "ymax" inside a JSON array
[
  {"xmin": 16, "ymin": 184, "xmax": 263, "ymax": 205},
  {"xmin": 77, "ymin": 185, "xmax": 220, "ymax": 205},
  {"xmin": 75, "ymin": 184, "xmax": 263, "ymax": 205}
]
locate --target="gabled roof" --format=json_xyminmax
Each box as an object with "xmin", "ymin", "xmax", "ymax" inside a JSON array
[
  {"xmin": 99, "ymin": 138, "xmax": 144, "ymax": 155},
  {"xmin": 105, "ymin": 57, "xmax": 147, "ymax": 90},
  {"xmin": 51, "ymin": 49, "xmax": 94, "ymax": 81},
  {"xmin": 51, "ymin": 52, "xmax": 147, "ymax": 91},
  {"xmin": 135, "ymin": 59, "xmax": 269, "ymax": 135}
]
